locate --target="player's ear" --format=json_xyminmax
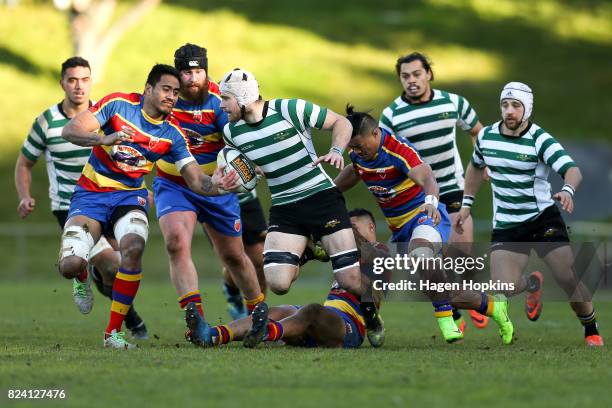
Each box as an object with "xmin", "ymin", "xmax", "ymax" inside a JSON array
[{"xmin": 144, "ymin": 83, "xmax": 153, "ymax": 96}]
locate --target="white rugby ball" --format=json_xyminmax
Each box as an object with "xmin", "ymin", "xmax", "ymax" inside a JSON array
[{"xmin": 217, "ymin": 147, "xmax": 259, "ymax": 193}]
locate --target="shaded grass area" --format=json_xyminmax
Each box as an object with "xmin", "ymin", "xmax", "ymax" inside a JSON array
[
  {"xmin": 1, "ymin": 281, "xmax": 611, "ymax": 407},
  {"xmin": 0, "ymin": 1, "xmax": 610, "ymax": 227}
]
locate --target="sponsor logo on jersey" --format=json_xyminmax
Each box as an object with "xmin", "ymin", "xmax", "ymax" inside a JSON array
[
  {"xmin": 273, "ymin": 130, "xmax": 291, "ymax": 141},
  {"xmin": 184, "ymin": 128, "xmax": 205, "ymax": 148},
  {"xmin": 111, "ymin": 145, "xmax": 146, "ymax": 171},
  {"xmin": 324, "ymin": 219, "xmax": 341, "ymax": 229}
]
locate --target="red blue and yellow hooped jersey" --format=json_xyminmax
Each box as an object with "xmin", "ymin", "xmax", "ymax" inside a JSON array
[
  {"xmin": 77, "ymin": 92, "xmax": 194, "ymax": 193},
  {"xmin": 157, "ymin": 81, "xmax": 228, "ymax": 185},
  {"xmin": 323, "ymin": 288, "xmax": 365, "ymax": 339},
  {"xmin": 349, "ymin": 129, "xmax": 426, "ymax": 231}
]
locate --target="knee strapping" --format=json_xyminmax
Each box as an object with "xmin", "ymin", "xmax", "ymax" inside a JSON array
[
  {"xmin": 60, "ymin": 225, "xmax": 94, "ymax": 261},
  {"xmin": 114, "ymin": 211, "xmax": 149, "ymax": 243},
  {"xmin": 330, "ymin": 249, "xmax": 359, "ymax": 273},
  {"xmin": 89, "ymin": 236, "xmax": 113, "ymax": 259},
  {"xmin": 263, "ymin": 251, "xmax": 300, "ymax": 268}
]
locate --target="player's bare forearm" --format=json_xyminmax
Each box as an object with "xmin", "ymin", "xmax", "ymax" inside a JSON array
[
  {"xmin": 322, "ymin": 110, "xmax": 352, "ymax": 151},
  {"xmin": 563, "ymin": 166, "xmax": 582, "ymax": 191},
  {"xmin": 62, "ymin": 112, "xmax": 103, "ymax": 146},
  {"xmin": 463, "ymin": 162, "xmax": 485, "ymax": 197},
  {"xmin": 14, "ymin": 154, "xmax": 35, "ymax": 200},
  {"xmin": 469, "ymin": 122, "xmax": 483, "ymax": 143},
  {"xmin": 334, "ymin": 164, "xmax": 360, "ymax": 192},
  {"xmin": 409, "ymin": 163, "xmax": 439, "ymax": 197}
]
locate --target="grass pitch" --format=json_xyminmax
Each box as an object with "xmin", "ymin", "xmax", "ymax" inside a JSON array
[{"xmin": 1, "ymin": 280, "xmax": 610, "ymax": 408}]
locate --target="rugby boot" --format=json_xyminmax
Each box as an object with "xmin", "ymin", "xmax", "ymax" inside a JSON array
[
  {"xmin": 185, "ymin": 302, "xmax": 213, "ymax": 347},
  {"xmin": 585, "ymin": 334, "xmax": 604, "ymax": 347},
  {"xmin": 223, "ymin": 285, "xmax": 248, "ymax": 320},
  {"xmin": 491, "ymin": 294, "xmax": 514, "ymax": 345},
  {"xmin": 468, "ymin": 309, "xmax": 489, "ymax": 329},
  {"xmin": 103, "ymin": 329, "xmax": 136, "ymax": 349},
  {"xmin": 243, "ymin": 302, "xmax": 269, "ymax": 348},
  {"xmin": 525, "ymin": 271, "xmax": 544, "ymax": 321},
  {"xmin": 438, "ymin": 315, "xmax": 464, "ymax": 343},
  {"xmin": 72, "ymin": 275, "xmax": 93, "ymax": 314}
]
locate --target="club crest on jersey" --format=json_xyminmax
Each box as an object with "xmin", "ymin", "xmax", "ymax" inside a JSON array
[
  {"xmin": 376, "ymin": 168, "xmax": 387, "ymax": 179},
  {"xmin": 148, "ymin": 136, "xmax": 160, "ymax": 150},
  {"xmin": 234, "ymin": 219, "xmax": 242, "ymax": 232},
  {"xmin": 417, "ymin": 215, "xmax": 428, "ymax": 224},
  {"xmin": 192, "ymin": 110, "xmax": 203, "ymax": 123},
  {"xmin": 137, "ymin": 196, "xmax": 146, "ymax": 206},
  {"xmin": 111, "ymin": 145, "xmax": 146, "ymax": 171}
]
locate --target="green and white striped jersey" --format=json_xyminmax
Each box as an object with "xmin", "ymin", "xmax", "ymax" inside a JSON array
[
  {"xmin": 223, "ymin": 99, "xmax": 335, "ymax": 206},
  {"xmin": 379, "ymin": 90, "xmax": 479, "ymax": 197},
  {"xmin": 21, "ymin": 102, "xmax": 92, "ymax": 211},
  {"xmin": 472, "ymin": 121, "xmax": 576, "ymax": 230}
]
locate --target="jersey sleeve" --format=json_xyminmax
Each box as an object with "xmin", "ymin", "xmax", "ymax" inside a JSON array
[
  {"xmin": 273, "ymin": 98, "xmax": 328, "ymax": 133},
  {"xmin": 21, "ymin": 113, "xmax": 48, "ymax": 162},
  {"xmin": 222, "ymin": 124, "xmax": 237, "ymax": 148},
  {"xmin": 379, "ymin": 106, "xmax": 395, "ymax": 134},
  {"xmin": 386, "ymin": 137, "xmax": 424, "ymax": 176},
  {"xmin": 470, "ymin": 129, "xmax": 486, "ymax": 168},
  {"xmin": 165, "ymin": 126, "xmax": 196, "ymax": 172},
  {"xmin": 89, "ymin": 93, "xmax": 124, "ymax": 127},
  {"xmin": 451, "ymin": 93, "xmax": 479, "ymax": 131},
  {"xmin": 534, "ymin": 129, "xmax": 576, "ymax": 177},
  {"xmin": 215, "ymin": 105, "xmax": 229, "ymax": 132}
]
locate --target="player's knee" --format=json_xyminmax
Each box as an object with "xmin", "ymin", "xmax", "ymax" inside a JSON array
[
  {"xmin": 58, "ymin": 256, "xmax": 87, "ymax": 279},
  {"xmin": 120, "ymin": 239, "xmax": 145, "ymax": 264},
  {"xmin": 268, "ymin": 280, "xmax": 291, "ymax": 296},
  {"xmin": 164, "ymin": 231, "xmax": 190, "ymax": 258},
  {"xmin": 265, "ymin": 268, "xmax": 294, "ymax": 295},
  {"xmin": 114, "ymin": 211, "xmax": 149, "ymax": 245},
  {"xmin": 335, "ymin": 271, "xmax": 362, "ymax": 295}
]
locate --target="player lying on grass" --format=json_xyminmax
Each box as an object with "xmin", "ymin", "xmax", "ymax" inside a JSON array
[
  {"xmin": 184, "ymin": 210, "xmax": 388, "ymax": 348},
  {"xmin": 335, "ymin": 106, "xmax": 514, "ymax": 344}
]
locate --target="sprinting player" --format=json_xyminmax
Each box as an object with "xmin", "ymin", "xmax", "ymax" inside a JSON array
[
  {"xmin": 456, "ymin": 82, "xmax": 604, "ymax": 347},
  {"xmin": 14, "ymin": 56, "xmax": 147, "ymax": 338},
  {"xmin": 185, "ymin": 209, "xmax": 387, "ymax": 349},
  {"xmin": 221, "ymin": 189, "xmax": 268, "ymax": 319},
  {"xmin": 59, "ymin": 64, "xmax": 238, "ymax": 349},
  {"xmin": 380, "ymin": 52, "xmax": 488, "ymax": 329},
  {"xmin": 153, "ymin": 44, "xmax": 264, "ymax": 344},
  {"xmin": 219, "ymin": 68, "xmax": 385, "ymax": 347},
  {"xmin": 335, "ymin": 106, "xmax": 513, "ymax": 344}
]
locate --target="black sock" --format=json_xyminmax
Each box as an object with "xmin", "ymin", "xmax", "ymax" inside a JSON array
[
  {"xmin": 452, "ymin": 307, "xmax": 462, "ymax": 321},
  {"xmin": 124, "ymin": 305, "xmax": 143, "ymax": 330},
  {"xmin": 360, "ymin": 301, "xmax": 378, "ymax": 323},
  {"xmin": 526, "ymin": 274, "xmax": 541, "ymax": 293},
  {"xmin": 223, "ymin": 282, "xmax": 241, "ymax": 297},
  {"xmin": 578, "ymin": 310, "xmax": 599, "ymax": 337}
]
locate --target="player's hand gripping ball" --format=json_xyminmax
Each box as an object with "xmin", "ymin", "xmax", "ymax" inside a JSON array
[{"xmin": 216, "ymin": 147, "xmax": 259, "ymax": 193}]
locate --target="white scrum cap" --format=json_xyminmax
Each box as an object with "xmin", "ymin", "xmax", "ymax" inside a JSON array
[
  {"xmin": 500, "ymin": 82, "xmax": 533, "ymax": 122},
  {"xmin": 219, "ymin": 68, "xmax": 260, "ymax": 107}
]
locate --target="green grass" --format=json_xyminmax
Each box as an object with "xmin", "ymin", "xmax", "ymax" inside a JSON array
[{"xmin": 1, "ymin": 280, "xmax": 611, "ymax": 407}]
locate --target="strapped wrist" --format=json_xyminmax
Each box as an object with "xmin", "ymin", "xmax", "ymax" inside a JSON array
[
  {"xmin": 462, "ymin": 194, "xmax": 475, "ymax": 208},
  {"xmin": 330, "ymin": 146, "xmax": 344, "ymax": 155},
  {"xmin": 562, "ymin": 184, "xmax": 575, "ymax": 197},
  {"xmin": 424, "ymin": 194, "xmax": 439, "ymax": 208}
]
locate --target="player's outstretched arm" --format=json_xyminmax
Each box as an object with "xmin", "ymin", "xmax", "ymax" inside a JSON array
[
  {"xmin": 14, "ymin": 153, "xmax": 36, "ymax": 219},
  {"xmin": 455, "ymin": 162, "xmax": 486, "ymax": 234},
  {"xmin": 63, "ymin": 110, "xmax": 133, "ymax": 146},
  {"xmin": 312, "ymin": 110, "xmax": 352, "ymax": 169},
  {"xmin": 180, "ymin": 162, "xmax": 239, "ymax": 196},
  {"xmin": 409, "ymin": 163, "xmax": 441, "ymax": 225},
  {"xmin": 334, "ymin": 164, "xmax": 360, "ymax": 193},
  {"xmin": 553, "ymin": 166, "xmax": 582, "ymax": 214}
]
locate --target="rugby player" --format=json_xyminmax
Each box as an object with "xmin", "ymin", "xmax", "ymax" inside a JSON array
[
  {"xmin": 58, "ymin": 64, "xmax": 238, "ymax": 349},
  {"xmin": 14, "ymin": 57, "xmax": 147, "ymax": 338},
  {"xmin": 184, "ymin": 210, "xmax": 387, "ymax": 349},
  {"xmin": 379, "ymin": 52, "xmax": 488, "ymax": 329},
  {"xmin": 335, "ymin": 106, "xmax": 514, "ymax": 344},
  {"xmin": 218, "ymin": 68, "xmax": 385, "ymax": 347},
  {"xmin": 456, "ymin": 82, "xmax": 604, "ymax": 346},
  {"xmin": 152, "ymin": 44, "xmax": 264, "ymax": 344}
]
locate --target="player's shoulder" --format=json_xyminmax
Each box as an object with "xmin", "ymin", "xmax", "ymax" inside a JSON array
[
  {"xmin": 383, "ymin": 130, "xmax": 418, "ymax": 154},
  {"xmin": 480, "ymin": 121, "xmax": 501, "ymax": 137},
  {"xmin": 384, "ymin": 95, "xmax": 404, "ymax": 113},
  {"xmin": 165, "ymin": 116, "xmax": 188, "ymax": 139},
  {"xmin": 95, "ymin": 92, "xmax": 141, "ymax": 108},
  {"xmin": 208, "ymin": 80, "xmax": 220, "ymax": 95}
]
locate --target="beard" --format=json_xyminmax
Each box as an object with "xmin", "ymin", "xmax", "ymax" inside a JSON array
[{"xmin": 181, "ymin": 78, "xmax": 209, "ymax": 101}]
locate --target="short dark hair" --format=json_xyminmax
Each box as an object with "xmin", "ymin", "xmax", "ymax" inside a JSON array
[
  {"xmin": 61, "ymin": 56, "xmax": 90, "ymax": 78},
  {"xmin": 346, "ymin": 104, "xmax": 378, "ymax": 138},
  {"xmin": 146, "ymin": 64, "xmax": 180, "ymax": 87},
  {"xmin": 348, "ymin": 208, "xmax": 376, "ymax": 226},
  {"xmin": 395, "ymin": 52, "xmax": 434, "ymax": 80}
]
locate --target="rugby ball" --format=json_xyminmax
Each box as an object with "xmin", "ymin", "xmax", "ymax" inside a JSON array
[{"xmin": 217, "ymin": 147, "xmax": 259, "ymax": 193}]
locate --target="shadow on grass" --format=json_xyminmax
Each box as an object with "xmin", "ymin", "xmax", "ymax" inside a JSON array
[{"xmin": 0, "ymin": 45, "xmax": 60, "ymax": 79}]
